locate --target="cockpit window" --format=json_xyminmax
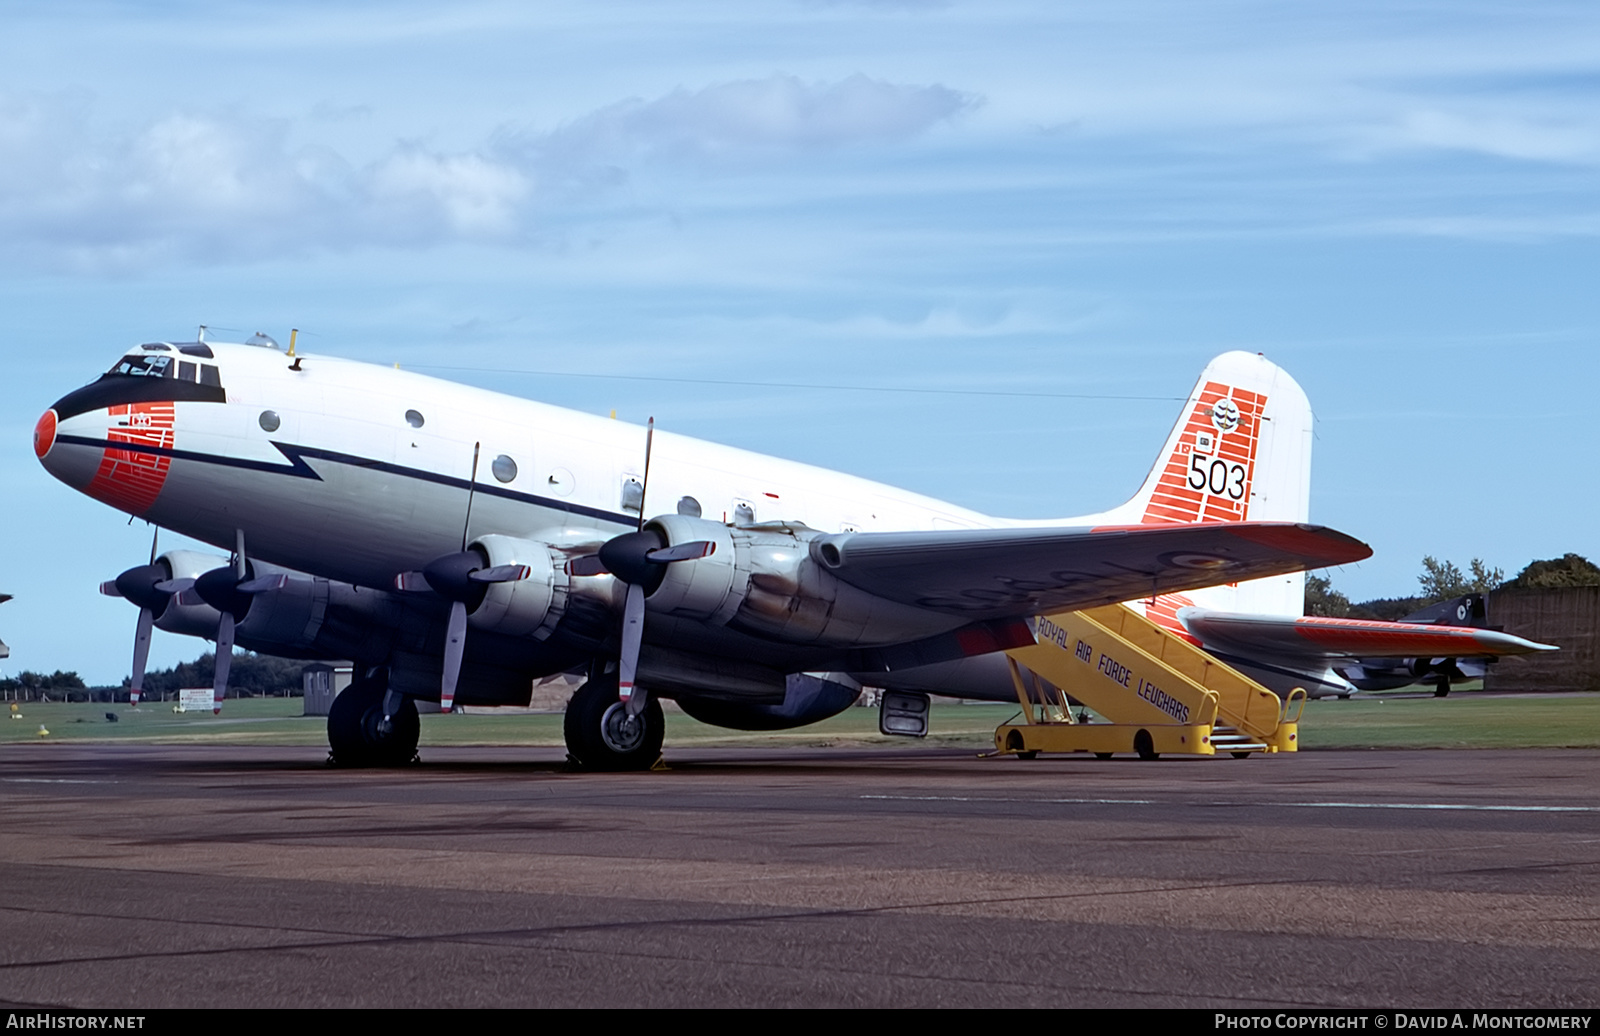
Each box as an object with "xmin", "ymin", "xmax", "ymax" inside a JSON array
[
  {"xmin": 108, "ymin": 354, "xmax": 175, "ymax": 378},
  {"xmin": 54, "ymin": 351, "xmax": 228, "ymax": 420},
  {"xmin": 178, "ymin": 343, "xmax": 215, "ymax": 358},
  {"xmin": 104, "ymin": 353, "xmax": 222, "ymax": 388}
]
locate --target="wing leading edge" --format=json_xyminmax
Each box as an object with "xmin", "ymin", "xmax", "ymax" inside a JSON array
[{"xmin": 812, "ymin": 521, "xmax": 1372, "ymax": 621}]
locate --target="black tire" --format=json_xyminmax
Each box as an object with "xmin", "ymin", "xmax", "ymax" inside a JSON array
[
  {"xmin": 563, "ymin": 674, "xmax": 664, "ymax": 772},
  {"xmin": 1094, "ymin": 752, "xmax": 1114, "ymax": 760},
  {"xmin": 1015, "ymin": 750, "xmax": 1039, "ymax": 761},
  {"xmin": 1231, "ymin": 751, "xmax": 1252, "ymax": 759},
  {"xmin": 327, "ymin": 670, "xmax": 419, "ymax": 767},
  {"xmin": 1133, "ymin": 729, "xmax": 1160, "ymax": 761}
]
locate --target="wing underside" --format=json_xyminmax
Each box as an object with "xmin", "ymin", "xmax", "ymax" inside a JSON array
[{"xmin": 814, "ymin": 521, "xmax": 1372, "ymax": 621}]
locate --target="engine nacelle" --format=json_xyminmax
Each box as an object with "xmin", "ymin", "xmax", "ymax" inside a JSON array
[
  {"xmin": 236, "ymin": 571, "xmax": 330, "ymax": 647},
  {"xmin": 151, "ymin": 550, "xmax": 226, "ymax": 638},
  {"xmin": 641, "ymin": 515, "xmax": 741, "ymax": 623},
  {"xmin": 466, "ymin": 534, "xmax": 569, "ymax": 640},
  {"xmin": 643, "ymin": 515, "xmax": 956, "ymax": 648}
]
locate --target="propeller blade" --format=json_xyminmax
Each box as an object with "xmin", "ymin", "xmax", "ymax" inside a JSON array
[
  {"xmin": 618, "ymin": 581, "xmax": 645, "ymax": 707},
  {"xmin": 467, "ymin": 564, "xmax": 531, "ymax": 583},
  {"xmin": 441, "ymin": 599, "xmax": 467, "ymax": 713},
  {"xmin": 130, "ymin": 607, "xmax": 153, "ymax": 707},
  {"xmin": 156, "ymin": 577, "xmax": 195, "ymax": 595},
  {"xmin": 213, "ymin": 611, "xmax": 235, "ymax": 714},
  {"xmin": 100, "ymin": 580, "xmax": 123, "ymax": 598},
  {"xmin": 646, "ymin": 540, "xmax": 716, "ymax": 563},
  {"xmin": 566, "ymin": 555, "xmax": 608, "ymax": 577},
  {"xmin": 637, "ymin": 418, "xmax": 654, "ymax": 533},
  {"xmin": 237, "ymin": 573, "xmax": 288, "ymax": 594},
  {"xmin": 394, "ymin": 571, "xmax": 430, "ymax": 592}
]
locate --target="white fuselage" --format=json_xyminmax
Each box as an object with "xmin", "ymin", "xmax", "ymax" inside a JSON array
[{"xmin": 44, "ymin": 341, "xmax": 1081, "ymax": 595}]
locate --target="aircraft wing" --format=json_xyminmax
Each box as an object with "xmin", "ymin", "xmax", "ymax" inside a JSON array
[
  {"xmin": 1180, "ymin": 610, "xmax": 1557, "ymax": 660},
  {"xmin": 814, "ymin": 522, "xmax": 1370, "ymax": 620}
]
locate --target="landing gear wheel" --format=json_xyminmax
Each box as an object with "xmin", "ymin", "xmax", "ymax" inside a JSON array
[
  {"xmin": 563, "ymin": 674, "xmax": 664, "ymax": 772},
  {"xmin": 1133, "ymin": 729, "xmax": 1160, "ymax": 761},
  {"xmin": 327, "ymin": 670, "xmax": 419, "ymax": 767}
]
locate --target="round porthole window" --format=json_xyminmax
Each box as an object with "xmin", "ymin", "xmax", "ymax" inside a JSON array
[
  {"xmin": 491, "ymin": 454, "xmax": 517, "ymax": 483},
  {"xmin": 258, "ymin": 410, "xmax": 281, "ymax": 432},
  {"xmin": 405, "ymin": 409, "xmax": 425, "ymax": 428}
]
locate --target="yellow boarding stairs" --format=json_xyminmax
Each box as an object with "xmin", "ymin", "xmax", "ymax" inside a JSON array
[{"xmin": 996, "ymin": 604, "xmax": 1306, "ymax": 760}]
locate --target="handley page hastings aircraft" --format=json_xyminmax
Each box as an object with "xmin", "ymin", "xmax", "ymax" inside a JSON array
[{"xmin": 34, "ymin": 337, "xmax": 1552, "ymax": 768}]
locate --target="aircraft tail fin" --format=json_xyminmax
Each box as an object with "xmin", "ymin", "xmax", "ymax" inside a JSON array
[{"xmin": 1102, "ymin": 351, "xmax": 1314, "ymax": 620}]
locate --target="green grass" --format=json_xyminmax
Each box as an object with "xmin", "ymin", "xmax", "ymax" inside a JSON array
[
  {"xmin": 1295, "ymin": 693, "xmax": 1600, "ymax": 749},
  {"xmin": 4, "ymin": 693, "xmax": 1597, "ymax": 751}
]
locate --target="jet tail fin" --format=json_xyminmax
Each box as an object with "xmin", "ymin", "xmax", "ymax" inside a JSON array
[{"xmin": 1399, "ymin": 593, "xmax": 1489, "ymax": 629}]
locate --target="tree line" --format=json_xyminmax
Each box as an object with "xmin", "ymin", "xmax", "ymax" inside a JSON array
[
  {"xmin": 1, "ymin": 652, "xmax": 317, "ymax": 703},
  {"xmin": 1307, "ymin": 553, "xmax": 1600, "ymax": 619}
]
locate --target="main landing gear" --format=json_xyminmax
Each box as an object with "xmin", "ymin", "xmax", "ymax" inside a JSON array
[
  {"xmin": 563, "ymin": 671, "xmax": 664, "ymax": 772},
  {"xmin": 327, "ymin": 669, "xmax": 419, "ymax": 767}
]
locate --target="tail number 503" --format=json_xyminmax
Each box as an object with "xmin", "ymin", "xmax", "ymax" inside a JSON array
[{"xmin": 1188, "ymin": 451, "xmax": 1246, "ymax": 500}]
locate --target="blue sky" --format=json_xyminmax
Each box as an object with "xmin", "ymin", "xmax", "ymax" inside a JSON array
[{"xmin": 3, "ymin": 1, "xmax": 1597, "ymax": 683}]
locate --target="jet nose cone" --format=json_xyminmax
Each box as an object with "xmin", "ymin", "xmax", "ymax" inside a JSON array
[{"xmin": 34, "ymin": 408, "xmax": 57, "ymax": 460}]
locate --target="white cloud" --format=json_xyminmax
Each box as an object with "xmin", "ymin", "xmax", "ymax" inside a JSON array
[
  {"xmin": 510, "ymin": 74, "xmax": 976, "ymax": 169},
  {"xmin": 1378, "ymin": 109, "xmax": 1600, "ymax": 164},
  {"xmin": 364, "ymin": 147, "xmax": 529, "ymax": 239},
  {"xmin": 0, "ymin": 73, "xmax": 972, "ymax": 270}
]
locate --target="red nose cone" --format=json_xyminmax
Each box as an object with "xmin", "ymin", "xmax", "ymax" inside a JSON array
[{"xmin": 34, "ymin": 409, "xmax": 57, "ymax": 459}]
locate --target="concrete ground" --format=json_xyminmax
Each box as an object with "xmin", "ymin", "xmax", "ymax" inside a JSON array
[{"xmin": 0, "ymin": 744, "xmax": 1596, "ymax": 1008}]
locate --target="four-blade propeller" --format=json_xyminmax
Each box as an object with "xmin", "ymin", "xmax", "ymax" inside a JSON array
[{"xmin": 394, "ymin": 552, "xmax": 530, "ymax": 712}]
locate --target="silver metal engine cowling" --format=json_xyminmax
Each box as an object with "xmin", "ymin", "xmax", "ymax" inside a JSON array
[
  {"xmin": 466, "ymin": 533, "xmax": 569, "ymax": 640},
  {"xmin": 642, "ymin": 517, "xmax": 958, "ymax": 648},
  {"xmin": 642, "ymin": 515, "xmax": 742, "ymax": 624}
]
